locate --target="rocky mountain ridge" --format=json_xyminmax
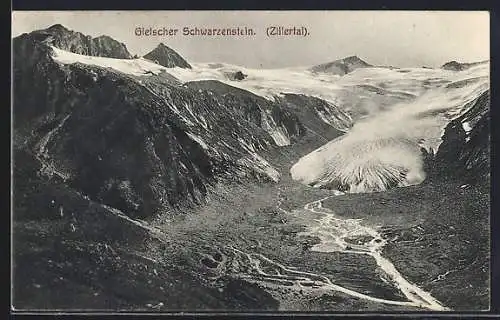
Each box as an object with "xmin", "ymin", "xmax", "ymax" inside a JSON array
[
  {"xmin": 13, "ymin": 25, "xmax": 319, "ymax": 219},
  {"xmin": 26, "ymin": 24, "xmax": 133, "ymax": 59}
]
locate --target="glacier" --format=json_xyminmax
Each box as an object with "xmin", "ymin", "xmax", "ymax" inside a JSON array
[
  {"xmin": 290, "ymin": 63, "xmax": 489, "ymax": 193},
  {"xmin": 48, "ymin": 45, "xmax": 489, "ymax": 193}
]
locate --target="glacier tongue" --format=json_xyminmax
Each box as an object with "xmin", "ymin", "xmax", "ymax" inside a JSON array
[
  {"xmin": 291, "ymin": 137, "xmax": 426, "ymax": 193},
  {"xmin": 291, "ymin": 63, "xmax": 489, "ymax": 193}
]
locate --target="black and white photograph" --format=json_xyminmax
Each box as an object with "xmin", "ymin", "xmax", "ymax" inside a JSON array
[{"xmin": 11, "ymin": 10, "xmax": 491, "ymax": 313}]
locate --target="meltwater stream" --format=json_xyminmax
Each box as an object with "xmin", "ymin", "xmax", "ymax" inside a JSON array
[
  {"xmin": 298, "ymin": 195, "xmax": 448, "ymax": 310},
  {"xmin": 227, "ymin": 192, "xmax": 449, "ymax": 311}
]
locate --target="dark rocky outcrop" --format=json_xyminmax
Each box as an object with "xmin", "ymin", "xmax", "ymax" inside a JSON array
[
  {"xmin": 224, "ymin": 70, "xmax": 247, "ymax": 81},
  {"xmin": 278, "ymin": 93, "xmax": 352, "ymax": 142},
  {"xmin": 233, "ymin": 71, "xmax": 247, "ymax": 80},
  {"xmin": 28, "ymin": 24, "xmax": 132, "ymax": 59},
  {"xmin": 143, "ymin": 43, "xmax": 191, "ymax": 68},
  {"xmin": 441, "ymin": 61, "xmax": 466, "ymax": 71},
  {"xmin": 425, "ymin": 90, "xmax": 490, "ymax": 186},
  {"xmin": 441, "ymin": 60, "xmax": 489, "ymax": 71},
  {"xmin": 310, "ymin": 55, "xmax": 372, "ymax": 75}
]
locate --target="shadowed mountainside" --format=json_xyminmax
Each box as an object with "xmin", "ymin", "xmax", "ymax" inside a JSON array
[
  {"xmin": 13, "ymin": 27, "xmax": 316, "ymax": 219},
  {"xmin": 425, "ymin": 90, "xmax": 490, "ymax": 186}
]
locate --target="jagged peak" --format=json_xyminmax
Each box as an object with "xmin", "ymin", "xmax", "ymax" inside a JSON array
[
  {"xmin": 151, "ymin": 42, "xmax": 177, "ymax": 52},
  {"xmin": 310, "ymin": 55, "xmax": 372, "ymax": 75},
  {"xmin": 315, "ymin": 55, "xmax": 372, "ymax": 68},
  {"xmin": 144, "ymin": 43, "xmax": 191, "ymax": 69},
  {"xmin": 343, "ymin": 55, "xmax": 365, "ymax": 63},
  {"xmin": 47, "ymin": 24, "xmax": 69, "ymax": 31},
  {"xmin": 23, "ymin": 25, "xmax": 132, "ymax": 59},
  {"xmin": 341, "ymin": 55, "xmax": 371, "ymax": 66}
]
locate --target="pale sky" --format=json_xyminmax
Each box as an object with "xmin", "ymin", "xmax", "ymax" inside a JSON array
[{"xmin": 12, "ymin": 11, "xmax": 490, "ymax": 69}]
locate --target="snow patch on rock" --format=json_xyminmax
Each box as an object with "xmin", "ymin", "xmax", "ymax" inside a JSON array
[{"xmin": 50, "ymin": 46, "xmax": 167, "ymax": 76}]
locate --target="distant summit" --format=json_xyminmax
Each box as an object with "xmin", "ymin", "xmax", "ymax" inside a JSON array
[
  {"xmin": 310, "ymin": 55, "xmax": 372, "ymax": 75},
  {"xmin": 28, "ymin": 24, "xmax": 132, "ymax": 59},
  {"xmin": 47, "ymin": 23, "xmax": 67, "ymax": 31},
  {"xmin": 441, "ymin": 60, "xmax": 489, "ymax": 71},
  {"xmin": 143, "ymin": 43, "xmax": 191, "ymax": 69}
]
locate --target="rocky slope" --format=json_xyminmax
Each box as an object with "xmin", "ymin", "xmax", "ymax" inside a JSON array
[
  {"xmin": 143, "ymin": 43, "xmax": 192, "ymax": 68},
  {"xmin": 184, "ymin": 80, "xmax": 304, "ymax": 146},
  {"xmin": 277, "ymin": 93, "xmax": 352, "ymax": 142},
  {"xmin": 426, "ymin": 90, "xmax": 490, "ymax": 185},
  {"xmin": 13, "ymin": 26, "xmax": 310, "ymax": 219},
  {"xmin": 27, "ymin": 24, "xmax": 132, "ymax": 59}
]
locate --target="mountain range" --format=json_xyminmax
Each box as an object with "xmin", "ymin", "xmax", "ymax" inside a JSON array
[{"xmin": 12, "ymin": 25, "xmax": 490, "ymax": 311}]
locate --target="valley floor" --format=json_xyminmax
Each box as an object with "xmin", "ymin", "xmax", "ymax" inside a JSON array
[{"xmin": 12, "ymin": 136, "xmax": 490, "ymax": 312}]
